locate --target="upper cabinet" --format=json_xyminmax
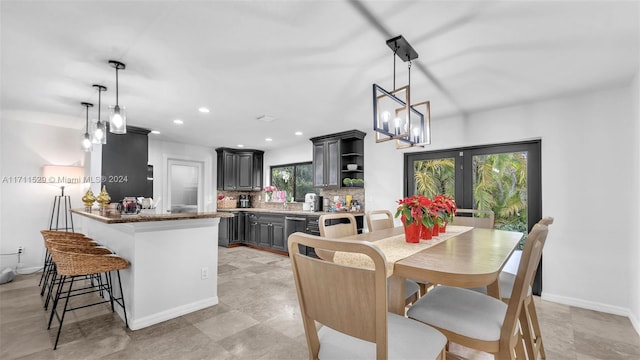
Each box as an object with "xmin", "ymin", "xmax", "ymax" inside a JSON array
[
  {"xmin": 216, "ymin": 148, "xmax": 264, "ymax": 191},
  {"xmin": 310, "ymin": 130, "xmax": 366, "ymax": 189}
]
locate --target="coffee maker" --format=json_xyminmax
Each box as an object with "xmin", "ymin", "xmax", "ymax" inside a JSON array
[
  {"xmin": 303, "ymin": 193, "xmax": 316, "ymax": 211},
  {"xmin": 238, "ymin": 194, "xmax": 251, "ymax": 208}
]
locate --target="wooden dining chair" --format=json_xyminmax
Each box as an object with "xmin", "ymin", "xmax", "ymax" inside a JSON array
[
  {"xmin": 452, "ymin": 208, "xmax": 495, "ymax": 229},
  {"xmin": 365, "ymin": 210, "xmax": 394, "ymax": 232},
  {"xmin": 288, "ymin": 232, "xmax": 447, "ymax": 359},
  {"xmin": 322, "ymin": 213, "xmax": 421, "ymax": 306},
  {"xmin": 366, "ymin": 210, "xmax": 427, "ymax": 300},
  {"xmin": 407, "ymin": 223, "xmax": 549, "ymax": 359}
]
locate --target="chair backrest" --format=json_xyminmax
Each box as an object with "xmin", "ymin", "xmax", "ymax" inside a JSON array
[
  {"xmin": 317, "ymin": 213, "xmax": 358, "ymax": 261},
  {"xmin": 366, "ymin": 210, "xmax": 394, "ymax": 232},
  {"xmin": 539, "ymin": 216, "xmax": 554, "ymax": 226},
  {"xmin": 452, "ymin": 209, "xmax": 495, "ymax": 228},
  {"xmin": 319, "ymin": 213, "xmax": 358, "ymax": 238},
  {"xmin": 500, "ymin": 223, "xmax": 549, "ymax": 347},
  {"xmin": 288, "ymin": 232, "xmax": 389, "ymax": 359}
]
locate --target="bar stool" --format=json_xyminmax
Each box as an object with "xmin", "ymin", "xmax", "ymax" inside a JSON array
[
  {"xmin": 39, "ymin": 230, "xmax": 93, "ymax": 289},
  {"xmin": 39, "ymin": 232, "xmax": 98, "ymax": 303},
  {"xmin": 47, "ymin": 246, "xmax": 129, "ymax": 349}
]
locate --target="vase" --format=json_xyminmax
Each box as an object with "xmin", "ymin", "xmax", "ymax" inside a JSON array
[
  {"xmin": 432, "ymin": 225, "xmax": 439, "ymax": 236},
  {"xmin": 420, "ymin": 224, "xmax": 433, "ymax": 240},
  {"xmin": 265, "ymin": 193, "xmax": 272, "ymax": 202},
  {"xmin": 440, "ymin": 221, "xmax": 447, "ymax": 233},
  {"xmin": 401, "ymin": 216, "xmax": 421, "ymax": 243}
]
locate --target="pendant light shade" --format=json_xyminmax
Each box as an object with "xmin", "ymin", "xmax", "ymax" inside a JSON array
[
  {"xmin": 92, "ymin": 84, "xmax": 107, "ymax": 144},
  {"xmin": 81, "ymin": 102, "xmax": 94, "ymax": 152},
  {"xmin": 108, "ymin": 60, "xmax": 127, "ymax": 134}
]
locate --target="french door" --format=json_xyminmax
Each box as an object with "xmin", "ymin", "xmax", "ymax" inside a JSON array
[{"xmin": 404, "ymin": 140, "xmax": 542, "ymax": 293}]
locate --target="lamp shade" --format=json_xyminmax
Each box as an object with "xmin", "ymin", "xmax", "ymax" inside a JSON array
[{"xmin": 42, "ymin": 165, "xmax": 84, "ymax": 188}]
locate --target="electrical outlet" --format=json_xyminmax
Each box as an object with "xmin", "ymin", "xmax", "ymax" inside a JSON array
[
  {"xmin": 17, "ymin": 246, "xmax": 23, "ymax": 254},
  {"xmin": 201, "ymin": 267, "xmax": 209, "ymax": 280}
]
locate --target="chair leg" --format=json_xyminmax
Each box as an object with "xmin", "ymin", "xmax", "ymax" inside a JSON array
[
  {"xmin": 527, "ymin": 296, "xmax": 546, "ymax": 359},
  {"xmin": 53, "ymin": 276, "xmax": 75, "ymax": 350},
  {"xmin": 38, "ymin": 251, "xmax": 51, "ymax": 289},
  {"xmin": 520, "ymin": 305, "xmax": 535, "ymax": 359},
  {"xmin": 48, "ymin": 275, "xmax": 65, "ymax": 329},
  {"xmin": 115, "ymin": 270, "xmax": 129, "ymax": 328}
]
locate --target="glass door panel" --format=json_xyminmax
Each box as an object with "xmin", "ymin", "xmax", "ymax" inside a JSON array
[
  {"xmin": 413, "ymin": 157, "xmax": 456, "ymax": 198},
  {"xmin": 471, "ymin": 151, "xmax": 529, "ymax": 235}
]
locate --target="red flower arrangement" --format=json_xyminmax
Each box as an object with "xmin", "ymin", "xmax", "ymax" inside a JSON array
[{"xmin": 394, "ymin": 195, "xmax": 437, "ymax": 229}]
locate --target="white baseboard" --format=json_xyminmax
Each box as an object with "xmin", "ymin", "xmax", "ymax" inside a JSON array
[
  {"xmin": 542, "ymin": 292, "xmax": 640, "ymax": 336},
  {"xmin": 128, "ymin": 296, "xmax": 219, "ymax": 330},
  {"xmin": 630, "ymin": 311, "xmax": 640, "ymax": 337},
  {"xmin": 15, "ymin": 266, "xmax": 43, "ymax": 275}
]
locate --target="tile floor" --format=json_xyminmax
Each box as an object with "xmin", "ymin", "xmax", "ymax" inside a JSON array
[{"xmin": 1, "ymin": 246, "xmax": 639, "ymax": 359}]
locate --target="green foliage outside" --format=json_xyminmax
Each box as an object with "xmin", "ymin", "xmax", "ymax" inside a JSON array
[
  {"xmin": 271, "ymin": 163, "xmax": 315, "ymax": 202},
  {"xmin": 414, "ymin": 152, "xmax": 528, "ymax": 246}
]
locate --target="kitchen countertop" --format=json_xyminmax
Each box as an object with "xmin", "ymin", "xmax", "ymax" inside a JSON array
[
  {"xmin": 71, "ymin": 208, "xmax": 234, "ymax": 224},
  {"xmin": 217, "ymin": 208, "xmax": 364, "ymax": 216}
]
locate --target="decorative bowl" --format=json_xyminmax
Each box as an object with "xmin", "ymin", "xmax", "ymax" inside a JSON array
[{"xmin": 347, "ymin": 164, "xmax": 358, "ymax": 170}]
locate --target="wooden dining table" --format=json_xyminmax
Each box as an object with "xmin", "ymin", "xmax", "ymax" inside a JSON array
[{"xmin": 337, "ymin": 225, "xmax": 523, "ymax": 315}]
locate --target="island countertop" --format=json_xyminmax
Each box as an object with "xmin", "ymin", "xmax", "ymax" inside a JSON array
[{"xmin": 71, "ymin": 208, "xmax": 234, "ymax": 224}]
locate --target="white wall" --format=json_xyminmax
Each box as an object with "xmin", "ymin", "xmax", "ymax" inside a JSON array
[
  {"xmin": 263, "ymin": 141, "xmax": 312, "ymax": 187},
  {"xmin": 0, "ymin": 119, "xmax": 88, "ymax": 271},
  {"xmin": 148, "ymin": 138, "xmax": 216, "ymax": 213},
  {"xmin": 630, "ymin": 71, "xmax": 640, "ymax": 334}
]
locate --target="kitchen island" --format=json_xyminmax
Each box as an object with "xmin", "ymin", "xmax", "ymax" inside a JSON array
[{"xmin": 71, "ymin": 209, "xmax": 233, "ymax": 330}]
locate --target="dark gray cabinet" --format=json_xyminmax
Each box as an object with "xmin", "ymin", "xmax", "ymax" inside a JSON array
[
  {"xmin": 310, "ymin": 130, "xmax": 365, "ymax": 189},
  {"xmin": 255, "ymin": 214, "xmax": 285, "ymax": 251},
  {"xmin": 216, "ymin": 148, "xmax": 264, "ymax": 191},
  {"xmin": 218, "ymin": 212, "xmax": 242, "ymax": 247}
]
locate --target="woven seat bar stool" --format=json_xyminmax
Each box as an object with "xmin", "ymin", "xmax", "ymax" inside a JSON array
[
  {"xmin": 38, "ymin": 231, "xmax": 91, "ymax": 288},
  {"xmin": 47, "ymin": 246, "xmax": 129, "ymax": 349},
  {"xmin": 39, "ymin": 233, "xmax": 98, "ymax": 301},
  {"xmin": 42, "ymin": 240, "xmax": 111, "ymax": 310}
]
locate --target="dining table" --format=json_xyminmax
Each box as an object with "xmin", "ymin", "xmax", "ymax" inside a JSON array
[{"xmin": 334, "ymin": 225, "xmax": 524, "ymax": 315}]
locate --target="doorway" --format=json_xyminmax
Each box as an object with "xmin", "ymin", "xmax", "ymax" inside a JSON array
[
  {"xmin": 167, "ymin": 159, "xmax": 204, "ymax": 213},
  {"xmin": 405, "ymin": 140, "xmax": 542, "ymax": 293}
]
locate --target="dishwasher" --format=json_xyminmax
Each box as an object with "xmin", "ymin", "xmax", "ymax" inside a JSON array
[{"xmin": 284, "ymin": 216, "xmax": 312, "ymax": 256}]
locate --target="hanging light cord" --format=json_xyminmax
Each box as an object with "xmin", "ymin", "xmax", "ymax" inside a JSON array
[
  {"xmin": 115, "ymin": 67, "xmax": 119, "ymax": 106},
  {"xmin": 85, "ymin": 104, "xmax": 90, "ymax": 133},
  {"xmin": 392, "ymin": 47, "xmax": 398, "ymax": 90},
  {"xmin": 97, "ymin": 87, "xmax": 102, "ymax": 123}
]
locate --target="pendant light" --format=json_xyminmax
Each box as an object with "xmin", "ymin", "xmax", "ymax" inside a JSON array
[
  {"xmin": 81, "ymin": 102, "xmax": 94, "ymax": 152},
  {"xmin": 92, "ymin": 84, "xmax": 107, "ymax": 144},
  {"xmin": 372, "ymin": 35, "xmax": 430, "ymax": 149},
  {"xmin": 108, "ymin": 60, "xmax": 127, "ymax": 134}
]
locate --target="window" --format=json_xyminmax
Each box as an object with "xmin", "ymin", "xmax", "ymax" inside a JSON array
[{"xmin": 270, "ymin": 162, "xmax": 315, "ymax": 202}]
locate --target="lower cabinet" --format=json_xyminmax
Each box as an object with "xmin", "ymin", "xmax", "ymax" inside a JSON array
[
  {"xmin": 218, "ymin": 212, "xmax": 241, "ymax": 247},
  {"xmin": 255, "ymin": 214, "xmax": 286, "ymax": 251}
]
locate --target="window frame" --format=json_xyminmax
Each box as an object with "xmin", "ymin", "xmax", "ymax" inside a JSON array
[{"xmin": 270, "ymin": 161, "xmax": 314, "ymax": 202}]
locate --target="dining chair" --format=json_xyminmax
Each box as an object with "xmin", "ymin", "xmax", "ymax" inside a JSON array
[
  {"xmin": 406, "ymin": 223, "xmax": 549, "ymax": 359},
  {"xmin": 366, "ymin": 210, "xmax": 428, "ymax": 299},
  {"xmin": 365, "ymin": 210, "xmax": 394, "ymax": 232},
  {"xmin": 467, "ymin": 216, "xmax": 554, "ymax": 360},
  {"xmin": 288, "ymin": 232, "xmax": 447, "ymax": 359},
  {"xmin": 321, "ymin": 213, "xmax": 421, "ymax": 306},
  {"xmin": 452, "ymin": 208, "xmax": 495, "ymax": 229}
]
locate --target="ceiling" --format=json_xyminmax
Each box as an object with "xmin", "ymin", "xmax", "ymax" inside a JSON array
[{"xmin": 1, "ymin": 1, "xmax": 638, "ymax": 151}]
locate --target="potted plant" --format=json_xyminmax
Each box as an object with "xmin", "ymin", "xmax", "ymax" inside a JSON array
[
  {"xmin": 342, "ymin": 178, "xmax": 353, "ymax": 187},
  {"xmin": 394, "ymin": 195, "xmax": 434, "ymax": 242},
  {"xmin": 434, "ymin": 194, "xmax": 456, "ymax": 232},
  {"xmin": 352, "ymin": 178, "xmax": 364, "ymax": 187},
  {"xmin": 263, "ymin": 185, "xmax": 277, "ymax": 202}
]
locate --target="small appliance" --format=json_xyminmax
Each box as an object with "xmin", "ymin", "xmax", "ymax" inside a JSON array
[
  {"xmin": 303, "ymin": 193, "xmax": 317, "ymax": 211},
  {"xmin": 314, "ymin": 196, "xmax": 323, "ymax": 212},
  {"xmin": 238, "ymin": 194, "xmax": 251, "ymax": 208}
]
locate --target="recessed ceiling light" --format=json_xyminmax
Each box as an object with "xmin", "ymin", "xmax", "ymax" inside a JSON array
[
  {"xmin": 173, "ymin": 119, "xmax": 183, "ymax": 125},
  {"xmin": 198, "ymin": 107, "xmax": 210, "ymax": 113},
  {"xmin": 265, "ymin": 138, "xmax": 273, "ymax": 142},
  {"xmin": 295, "ymin": 131, "xmax": 303, "ymax": 136},
  {"xmin": 237, "ymin": 144, "xmax": 244, "ymax": 148},
  {"xmin": 151, "ymin": 130, "xmax": 160, "ymax": 134}
]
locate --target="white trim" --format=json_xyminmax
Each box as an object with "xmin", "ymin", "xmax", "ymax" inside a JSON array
[
  {"xmin": 542, "ymin": 292, "xmax": 639, "ymax": 336},
  {"xmin": 128, "ymin": 296, "xmax": 218, "ymax": 330}
]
